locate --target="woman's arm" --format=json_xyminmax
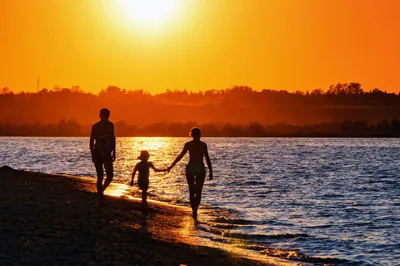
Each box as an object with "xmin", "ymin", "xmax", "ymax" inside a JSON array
[
  {"xmin": 149, "ymin": 163, "xmax": 166, "ymax": 172},
  {"xmin": 167, "ymin": 144, "xmax": 188, "ymax": 171},
  {"xmin": 204, "ymin": 143, "xmax": 213, "ymax": 180}
]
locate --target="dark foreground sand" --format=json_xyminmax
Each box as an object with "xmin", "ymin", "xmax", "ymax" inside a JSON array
[{"xmin": 0, "ymin": 166, "xmax": 274, "ymax": 266}]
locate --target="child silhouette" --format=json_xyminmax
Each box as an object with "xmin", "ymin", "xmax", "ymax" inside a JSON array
[{"xmin": 130, "ymin": 150, "xmax": 166, "ymax": 206}]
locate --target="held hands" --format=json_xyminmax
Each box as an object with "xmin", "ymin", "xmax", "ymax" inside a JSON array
[{"xmin": 167, "ymin": 166, "xmax": 173, "ymax": 172}]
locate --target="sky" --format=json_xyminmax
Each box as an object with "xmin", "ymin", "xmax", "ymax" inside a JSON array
[{"xmin": 1, "ymin": 0, "xmax": 400, "ymax": 94}]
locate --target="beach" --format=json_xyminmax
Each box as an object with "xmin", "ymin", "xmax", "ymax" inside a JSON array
[{"xmin": 0, "ymin": 166, "xmax": 277, "ymax": 266}]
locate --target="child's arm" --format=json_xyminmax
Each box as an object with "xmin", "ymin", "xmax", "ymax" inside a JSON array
[
  {"xmin": 149, "ymin": 162, "xmax": 167, "ymax": 172},
  {"xmin": 130, "ymin": 164, "xmax": 138, "ymax": 186}
]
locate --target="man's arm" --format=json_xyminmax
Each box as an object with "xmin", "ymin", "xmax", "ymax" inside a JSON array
[
  {"xmin": 111, "ymin": 123, "xmax": 116, "ymax": 161},
  {"xmin": 168, "ymin": 144, "xmax": 188, "ymax": 171},
  {"xmin": 89, "ymin": 125, "xmax": 95, "ymax": 162},
  {"xmin": 204, "ymin": 143, "xmax": 213, "ymax": 180}
]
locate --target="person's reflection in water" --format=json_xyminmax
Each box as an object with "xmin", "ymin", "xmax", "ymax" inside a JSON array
[{"xmin": 168, "ymin": 127, "xmax": 213, "ymax": 219}]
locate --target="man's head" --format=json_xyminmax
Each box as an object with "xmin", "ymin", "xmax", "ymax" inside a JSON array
[{"xmin": 99, "ymin": 108, "xmax": 110, "ymax": 121}]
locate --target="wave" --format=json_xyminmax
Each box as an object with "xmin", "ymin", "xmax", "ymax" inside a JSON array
[
  {"xmin": 260, "ymin": 247, "xmax": 353, "ymax": 265},
  {"xmin": 212, "ymin": 223, "xmax": 244, "ymax": 230},
  {"xmin": 222, "ymin": 232, "xmax": 310, "ymax": 241},
  {"xmin": 243, "ymin": 181, "xmax": 266, "ymax": 186},
  {"xmin": 211, "ymin": 236, "xmax": 358, "ymax": 265},
  {"xmin": 214, "ymin": 217, "xmax": 254, "ymax": 225}
]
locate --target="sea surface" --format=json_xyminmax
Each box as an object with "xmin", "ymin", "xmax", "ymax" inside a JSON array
[{"xmin": 1, "ymin": 137, "xmax": 399, "ymax": 265}]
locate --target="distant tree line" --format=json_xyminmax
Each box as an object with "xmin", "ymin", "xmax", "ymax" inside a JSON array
[
  {"xmin": 1, "ymin": 83, "xmax": 400, "ymax": 127},
  {"xmin": 2, "ymin": 119, "xmax": 400, "ymax": 137}
]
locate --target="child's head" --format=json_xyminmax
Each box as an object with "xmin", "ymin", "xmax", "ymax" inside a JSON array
[
  {"xmin": 190, "ymin": 127, "xmax": 201, "ymax": 140},
  {"xmin": 138, "ymin": 150, "xmax": 150, "ymax": 161}
]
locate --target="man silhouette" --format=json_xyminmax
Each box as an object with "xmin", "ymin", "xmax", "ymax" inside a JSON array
[{"xmin": 89, "ymin": 108, "xmax": 116, "ymax": 203}]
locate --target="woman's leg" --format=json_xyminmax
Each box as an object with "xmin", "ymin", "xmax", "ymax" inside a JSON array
[
  {"xmin": 194, "ymin": 172, "xmax": 206, "ymax": 210},
  {"xmin": 186, "ymin": 173, "xmax": 196, "ymax": 216}
]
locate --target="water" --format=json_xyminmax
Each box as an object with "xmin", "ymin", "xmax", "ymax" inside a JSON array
[{"xmin": 1, "ymin": 137, "xmax": 399, "ymax": 265}]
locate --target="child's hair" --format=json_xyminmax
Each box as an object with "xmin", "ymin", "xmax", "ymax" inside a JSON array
[
  {"xmin": 138, "ymin": 150, "xmax": 150, "ymax": 160},
  {"xmin": 190, "ymin": 127, "xmax": 201, "ymax": 139}
]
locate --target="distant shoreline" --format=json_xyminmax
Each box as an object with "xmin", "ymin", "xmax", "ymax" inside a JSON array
[{"xmin": 3, "ymin": 118, "xmax": 400, "ymax": 138}]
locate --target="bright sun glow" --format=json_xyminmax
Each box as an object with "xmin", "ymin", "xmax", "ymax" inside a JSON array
[{"xmin": 116, "ymin": 0, "xmax": 180, "ymax": 26}]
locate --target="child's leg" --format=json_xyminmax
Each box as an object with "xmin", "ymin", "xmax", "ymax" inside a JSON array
[
  {"xmin": 139, "ymin": 179, "xmax": 149, "ymax": 206},
  {"xmin": 141, "ymin": 190, "xmax": 147, "ymax": 205}
]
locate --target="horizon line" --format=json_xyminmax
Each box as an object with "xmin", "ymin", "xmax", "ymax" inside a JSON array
[{"xmin": 2, "ymin": 83, "xmax": 397, "ymax": 95}]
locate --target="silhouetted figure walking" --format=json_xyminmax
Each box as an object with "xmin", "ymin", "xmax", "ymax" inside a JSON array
[
  {"xmin": 168, "ymin": 127, "xmax": 213, "ymax": 219},
  {"xmin": 130, "ymin": 150, "xmax": 166, "ymax": 207},
  {"xmin": 90, "ymin": 108, "xmax": 116, "ymax": 204}
]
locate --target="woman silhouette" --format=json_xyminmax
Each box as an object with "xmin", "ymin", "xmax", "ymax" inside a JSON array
[{"xmin": 168, "ymin": 127, "xmax": 213, "ymax": 219}]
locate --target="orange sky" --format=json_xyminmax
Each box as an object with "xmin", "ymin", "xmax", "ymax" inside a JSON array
[{"xmin": 2, "ymin": 0, "xmax": 400, "ymax": 93}]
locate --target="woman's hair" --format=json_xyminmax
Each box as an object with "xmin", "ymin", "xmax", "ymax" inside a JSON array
[{"xmin": 190, "ymin": 127, "xmax": 201, "ymax": 139}]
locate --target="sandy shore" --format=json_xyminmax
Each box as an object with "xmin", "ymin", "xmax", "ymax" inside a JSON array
[{"xmin": 0, "ymin": 166, "xmax": 278, "ymax": 266}]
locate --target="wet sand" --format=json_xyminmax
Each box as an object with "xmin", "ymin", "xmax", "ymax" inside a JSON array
[{"xmin": 0, "ymin": 166, "xmax": 276, "ymax": 266}]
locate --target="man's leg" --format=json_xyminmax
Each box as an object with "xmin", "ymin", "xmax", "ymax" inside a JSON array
[
  {"xmin": 102, "ymin": 159, "xmax": 114, "ymax": 193},
  {"xmin": 94, "ymin": 160, "xmax": 104, "ymax": 200}
]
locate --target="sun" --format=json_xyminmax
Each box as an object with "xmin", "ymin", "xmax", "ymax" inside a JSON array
[{"xmin": 116, "ymin": 0, "xmax": 180, "ymax": 26}]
